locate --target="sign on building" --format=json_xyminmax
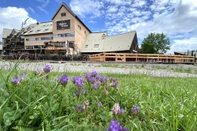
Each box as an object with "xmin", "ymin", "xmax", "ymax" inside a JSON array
[{"xmin": 57, "ymin": 20, "xmax": 70, "ymax": 30}]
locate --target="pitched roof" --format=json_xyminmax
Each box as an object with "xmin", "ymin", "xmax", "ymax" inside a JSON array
[
  {"xmin": 2, "ymin": 28, "xmax": 13, "ymax": 38},
  {"xmin": 24, "ymin": 22, "xmax": 53, "ymax": 36},
  {"xmin": 51, "ymin": 2, "xmax": 91, "ymax": 33},
  {"xmin": 80, "ymin": 31, "xmax": 137, "ymax": 53}
]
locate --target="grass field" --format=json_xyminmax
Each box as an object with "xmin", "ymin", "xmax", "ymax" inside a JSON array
[{"xmin": 0, "ymin": 61, "xmax": 197, "ymax": 131}]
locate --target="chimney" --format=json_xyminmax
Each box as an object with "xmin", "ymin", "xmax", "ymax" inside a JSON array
[{"xmin": 102, "ymin": 34, "xmax": 106, "ymax": 39}]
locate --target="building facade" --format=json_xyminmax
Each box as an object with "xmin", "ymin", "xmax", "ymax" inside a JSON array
[{"xmin": 24, "ymin": 2, "xmax": 91, "ymax": 56}]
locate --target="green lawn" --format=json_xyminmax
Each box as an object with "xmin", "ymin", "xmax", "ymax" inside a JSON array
[{"xmin": 0, "ymin": 62, "xmax": 196, "ymax": 131}]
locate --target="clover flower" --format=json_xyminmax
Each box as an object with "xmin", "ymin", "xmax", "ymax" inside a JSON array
[
  {"xmin": 12, "ymin": 77, "xmax": 19, "ymax": 84},
  {"xmin": 106, "ymin": 120, "xmax": 128, "ymax": 131},
  {"xmin": 131, "ymin": 105, "xmax": 139, "ymax": 115},
  {"xmin": 82, "ymin": 89, "xmax": 86, "ymax": 94},
  {"xmin": 84, "ymin": 73, "xmax": 91, "ymax": 82},
  {"xmin": 112, "ymin": 103, "xmax": 124, "ymax": 115},
  {"xmin": 35, "ymin": 70, "xmax": 43, "ymax": 76},
  {"xmin": 12, "ymin": 72, "xmax": 27, "ymax": 85},
  {"xmin": 43, "ymin": 65, "xmax": 51, "ymax": 73},
  {"xmin": 59, "ymin": 74, "xmax": 68, "ymax": 86},
  {"xmin": 20, "ymin": 72, "xmax": 26, "ymax": 82},
  {"xmin": 99, "ymin": 76, "xmax": 108, "ymax": 85},
  {"xmin": 76, "ymin": 100, "xmax": 89, "ymax": 113},
  {"xmin": 98, "ymin": 101, "xmax": 102, "ymax": 106},
  {"xmin": 91, "ymin": 71, "xmax": 98, "ymax": 77},
  {"xmin": 110, "ymin": 77, "xmax": 118, "ymax": 88},
  {"xmin": 76, "ymin": 104, "xmax": 85, "ymax": 112},
  {"xmin": 75, "ymin": 92, "xmax": 80, "ymax": 97},
  {"xmin": 93, "ymin": 81, "xmax": 101, "ymax": 89},
  {"xmin": 72, "ymin": 76, "xmax": 83, "ymax": 88}
]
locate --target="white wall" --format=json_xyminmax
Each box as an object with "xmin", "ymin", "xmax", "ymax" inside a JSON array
[{"xmin": 0, "ymin": 44, "xmax": 2, "ymax": 50}]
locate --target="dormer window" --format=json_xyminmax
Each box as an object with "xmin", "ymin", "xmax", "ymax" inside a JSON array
[
  {"xmin": 94, "ymin": 44, "xmax": 99, "ymax": 48},
  {"xmin": 44, "ymin": 28, "xmax": 49, "ymax": 32},
  {"xmin": 61, "ymin": 13, "xmax": 66, "ymax": 17},
  {"xmin": 36, "ymin": 30, "xmax": 40, "ymax": 32}
]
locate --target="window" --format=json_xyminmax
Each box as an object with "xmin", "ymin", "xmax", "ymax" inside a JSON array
[
  {"xmin": 60, "ymin": 34, "xmax": 65, "ymax": 37},
  {"xmin": 85, "ymin": 45, "xmax": 88, "ymax": 48},
  {"xmin": 41, "ymin": 37, "xmax": 52, "ymax": 40},
  {"xmin": 78, "ymin": 25, "xmax": 81, "ymax": 30},
  {"xmin": 26, "ymin": 46, "xmax": 33, "ymax": 49},
  {"xmin": 44, "ymin": 28, "xmax": 49, "ymax": 32},
  {"xmin": 35, "ymin": 38, "xmax": 39, "ymax": 41},
  {"xmin": 29, "ymin": 38, "xmax": 35, "ymax": 41},
  {"xmin": 36, "ymin": 30, "xmax": 40, "ymax": 32},
  {"xmin": 53, "ymin": 33, "xmax": 74, "ymax": 38},
  {"xmin": 61, "ymin": 13, "xmax": 66, "ymax": 17},
  {"xmin": 65, "ymin": 33, "xmax": 74, "ymax": 37},
  {"xmin": 94, "ymin": 44, "xmax": 99, "ymax": 48},
  {"xmin": 53, "ymin": 34, "xmax": 58, "ymax": 38},
  {"xmin": 29, "ymin": 30, "xmax": 33, "ymax": 33},
  {"xmin": 26, "ymin": 38, "xmax": 29, "ymax": 41}
]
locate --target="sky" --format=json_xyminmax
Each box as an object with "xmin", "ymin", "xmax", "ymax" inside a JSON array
[{"xmin": 0, "ymin": 0, "xmax": 197, "ymax": 54}]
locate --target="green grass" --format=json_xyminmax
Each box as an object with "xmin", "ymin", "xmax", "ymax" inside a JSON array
[{"xmin": 0, "ymin": 62, "xmax": 197, "ymax": 130}]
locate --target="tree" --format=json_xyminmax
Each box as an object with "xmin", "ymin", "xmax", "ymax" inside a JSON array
[{"xmin": 140, "ymin": 33, "xmax": 170, "ymax": 54}]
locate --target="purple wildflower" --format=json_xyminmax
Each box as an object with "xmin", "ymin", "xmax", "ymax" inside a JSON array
[
  {"xmin": 106, "ymin": 120, "xmax": 128, "ymax": 131},
  {"xmin": 19, "ymin": 72, "xmax": 26, "ymax": 82},
  {"xmin": 112, "ymin": 103, "xmax": 124, "ymax": 115},
  {"xmin": 93, "ymin": 81, "xmax": 101, "ymax": 89},
  {"xmin": 120, "ymin": 108, "xmax": 124, "ymax": 114},
  {"xmin": 99, "ymin": 76, "xmax": 108, "ymax": 85},
  {"xmin": 82, "ymin": 89, "xmax": 86, "ymax": 94},
  {"xmin": 89, "ymin": 77, "xmax": 96, "ymax": 84},
  {"xmin": 75, "ymin": 92, "xmax": 80, "ymax": 97},
  {"xmin": 43, "ymin": 65, "xmax": 51, "ymax": 73},
  {"xmin": 91, "ymin": 71, "xmax": 98, "ymax": 77},
  {"xmin": 76, "ymin": 104, "xmax": 85, "ymax": 112},
  {"xmin": 59, "ymin": 74, "xmax": 68, "ymax": 86},
  {"xmin": 98, "ymin": 101, "xmax": 102, "ymax": 106},
  {"xmin": 72, "ymin": 76, "xmax": 84, "ymax": 88},
  {"xmin": 12, "ymin": 77, "xmax": 19, "ymax": 84},
  {"xmin": 111, "ymin": 78, "xmax": 118, "ymax": 88},
  {"xmin": 131, "ymin": 105, "xmax": 139, "ymax": 115},
  {"xmin": 84, "ymin": 73, "xmax": 91, "ymax": 82}
]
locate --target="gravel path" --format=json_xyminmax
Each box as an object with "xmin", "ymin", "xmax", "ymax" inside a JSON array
[{"xmin": 0, "ymin": 61, "xmax": 197, "ymax": 77}]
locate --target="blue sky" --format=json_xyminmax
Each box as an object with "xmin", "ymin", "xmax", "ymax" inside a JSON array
[{"xmin": 0, "ymin": 0, "xmax": 197, "ymax": 53}]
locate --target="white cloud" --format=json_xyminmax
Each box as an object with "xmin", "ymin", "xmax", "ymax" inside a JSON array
[
  {"xmin": 37, "ymin": 6, "xmax": 48, "ymax": 14},
  {"xmin": 28, "ymin": 7, "xmax": 35, "ymax": 14},
  {"xmin": 36, "ymin": 0, "xmax": 49, "ymax": 14},
  {"xmin": 106, "ymin": 6, "xmax": 118, "ymax": 13},
  {"xmin": 0, "ymin": 7, "xmax": 37, "ymax": 41},
  {"xmin": 167, "ymin": 37, "xmax": 197, "ymax": 54},
  {"xmin": 70, "ymin": 0, "xmax": 104, "ymax": 18},
  {"xmin": 88, "ymin": 20, "xmax": 97, "ymax": 24},
  {"xmin": 105, "ymin": 0, "xmax": 131, "ymax": 5}
]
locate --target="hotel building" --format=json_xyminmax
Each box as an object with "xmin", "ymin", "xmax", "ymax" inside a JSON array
[{"xmin": 2, "ymin": 2, "xmax": 139, "ymax": 58}]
